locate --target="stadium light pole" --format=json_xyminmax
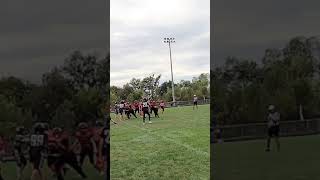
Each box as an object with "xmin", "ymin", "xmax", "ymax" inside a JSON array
[{"xmin": 164, "ymin": 37, "xmax": 176, "ymax": 106}]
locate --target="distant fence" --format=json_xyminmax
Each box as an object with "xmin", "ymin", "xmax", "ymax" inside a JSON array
[
  {"xmin": 167, "ymin": 99, "xmax": 210, "ymax": 107},
  {"xmin": 110, "ymin": 99, "xmax": 210, "ymax": 113},
  {"xmin": 213, "ymin": 118, "xmax": 320, "ymax": 143}
]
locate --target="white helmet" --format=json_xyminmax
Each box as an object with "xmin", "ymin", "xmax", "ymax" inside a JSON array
[
  {"xmin": 194, "ymin": 95, "xmax": 196, "ymax": 97},
  {"xmin": 268, "ymin": 105, "xmax": 275, "ymax": 110}
]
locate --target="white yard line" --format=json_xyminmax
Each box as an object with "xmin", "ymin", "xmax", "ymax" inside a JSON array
[{"xmin": 121, "ymin": 120, "xmax": 210, "ymax": 157}]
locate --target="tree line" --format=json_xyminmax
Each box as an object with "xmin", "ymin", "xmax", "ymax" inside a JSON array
[
  {"xmin": 0, "ymin": 51, "xmax": 109, "ymax": 136},
  {"xmin": 212, "ymin": 36, "xmax": 320, "ymax": 125},
  {"xmin": 110, "ymin": 73, "xmax": 210, "ymax": 105}
]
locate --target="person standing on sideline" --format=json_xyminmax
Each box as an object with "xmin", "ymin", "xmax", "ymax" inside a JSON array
[
  {"xmin": 193, "ymin": 95, "xmax": 198, "ymax": 110},
  {"xmin": 160, "ymin": 100, "xmax": 165, "ymax": 114},
  {"xmin": 266, "ymin": 105, "xmax": 280, "ymax": 152}
]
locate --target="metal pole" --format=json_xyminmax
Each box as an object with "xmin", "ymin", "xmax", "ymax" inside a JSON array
[{"xmin": 168, "ymin": 41, "xmax": 176, "ymax": 106}]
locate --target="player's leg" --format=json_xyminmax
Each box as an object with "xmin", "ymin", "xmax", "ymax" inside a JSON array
[
  {"xmin": 143, "ymin": 110, "xmax": 146, "ymax": 124},
  {"xmin": 275, "ymin": 126, "xmax": 280, "ymax": 151},
  {"xmin": 55, "ymin": 158, "xmax": 67, "ymax": 180},
  {"xmin": 0, "ymin": 161, "xmax": 3, "ymax": 180},
  {"xmin": 16, "ymin": 154, "xmax": 27, "ymax": 180},
  {"xmin": 131, "ymin": 110, "xmax": 137, "ymax": 118},
  {"xmin": 88, "ymin": 148, "xmax": 98, "ymax": 171},
  {"xmin": 0, "ymin": 168, "xmax": 3, "ymax": 180},
  {"xmin": 64, "ymin": 152, "xmax": 87, "ymax": 178},
  {"xmin": 153, "ymin": 108, "xmax": 156, "ymax": 117},
  {"xmin": 79, "ymin": 151, "xmax": 86, "ymax": 167},
  {"xmin": 147, "ymin": 111, "xmax": 151, "ymax": 123},
  {"xmin": 266, "ymin": 127, "xmax": 272, "ymax": 151},
  {"xmin": 120, "ymin": 110, "xmax": 124, "ymax": 120},
  {"xmin": 0, "ymin": 150, "xmax": 5, "ymax": 180},
  {"xmin": 125, "ymin": 111, "xmax": 129, "ymax": 119},
  {"xmin": 47, "ymin": 155, "xmax": 57, "ymax": 176},
  {"xmin": 31, "ymin": 158, "xmax": 42, "ymax": 180}
]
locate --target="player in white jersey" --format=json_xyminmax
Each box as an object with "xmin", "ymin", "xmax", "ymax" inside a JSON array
[
  {"xmin": 14, "ymin": 126, "xmax": 30, "ymax": 180},
  {"xmin": 119, "ymin": 100, "xmax": 125, "ymax": 120},
  {"xmin": 142, "ymin": 98, "xmax": 152, "ymax": 125},
  {"xmin": 193, "ymin": 95, "xmax": 198, "ymax": 110},
  {"xmin": 266, "ymin": 105, "xmax": 280, "ymax": 152},
  {"xmin": 30, "ymin": 123, "xmax": 48, "ymax": 180}
]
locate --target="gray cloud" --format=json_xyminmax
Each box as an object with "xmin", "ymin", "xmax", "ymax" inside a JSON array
[
  {"xmin": 213, "ymin": 0, "xmax": 320, "ymax": 68},
  {"xmin": 111, "ymin": 0, "xmax": 210, "ymax": 86},
  {"xmin": 0, "ymin": 0, "xmax": 108, "ymax": 83}
]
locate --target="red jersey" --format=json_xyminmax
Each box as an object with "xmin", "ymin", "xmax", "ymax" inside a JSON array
[
  {"xmin": 75, "ymin": 129, "xmax": 94, "ymax": 148},
  {"xmin": 92, "ymin": 127, "xmax": 103, "ymax": 144},
  {"xmin": 48, "ymin": 131, "xmax": 60, "ymax": 154},
  {"xmin": 48, "ymin": 130, "xmax": 69, "ymax": 154},
  {"xmin": 151, "ymin": 101, "xmax": 157, "ymax": 108},
  {"xmin": 134, "ymin": 102, "xmax": 139, "ymax": 109}
]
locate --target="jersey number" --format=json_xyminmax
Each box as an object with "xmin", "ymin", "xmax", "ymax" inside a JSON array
[{"xmin": 30, "ymin": 135, "xmax": 44, "ymax": 147}]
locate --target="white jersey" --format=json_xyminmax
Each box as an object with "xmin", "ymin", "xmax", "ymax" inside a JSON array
[
  {"xmin": 119, "ymin": 103, "xmax": 124, "ymax": 108},
  {"xmin": 142, "ymin": 102, "xmax": 149, "ymax": 108},
  {"xmin": 193, "ymin": 97, "xmax": 198, "ymax": 102},
  {"xmin": 267, "ymin": 112, "xmax": 280, "ymax": 127}
]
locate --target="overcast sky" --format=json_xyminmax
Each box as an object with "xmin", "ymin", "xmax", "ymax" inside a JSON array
[
  {"xmin": 2, "ymin": 0, "xmax": 319, "ymax": 84},
  {"xmin": 213, "ymin": 0, "xmax": 320, "ymax": 68},
  {"xmin": 110, "ymin": 0, "xmax": 210, "ymax": 86},
  {"xmin": 0, "ymin": 0, "xmax": 108, "ymax": 83}
]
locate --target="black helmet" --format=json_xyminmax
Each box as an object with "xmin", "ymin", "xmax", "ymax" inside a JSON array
[
  {"xmin": 53, "ymin": 127, "xmax": 63, "ymax": 135},
  {"xmin": 78, "ymin": 122, "xmax": 89, "ymax": 129},
  {"xmin": 34, "ymin": 123, "xmax": 45, "ymax": 134},
  {"xmin": 95, "ymin": 121, "xmax": 104, "ymax": 127},
  {"xmin": 16, "ymin": 126, "xmax": 25, "ymax": 135}
]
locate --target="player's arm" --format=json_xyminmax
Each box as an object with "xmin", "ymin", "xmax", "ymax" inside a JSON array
[
  {"xmin": 43, "ymin": 134, "xmax": 49, "ymax": 158},
  {"xmin": 56, "ymin": 140, "xmax": 66, "ymax": 151},
  {"xmin": 90, "ymin": 137, "xmax": 98, "ymax": 164},
  {"xmin": 90, "ymin": 138, "xmax": 97, "ymax": 153},
  {"xmin": 70, "ymin": 138, "xmax": 80, "ymax": 151},
  {"xmin": 98, "ymin": 138, "xmax": 103, "ymax": 159}
]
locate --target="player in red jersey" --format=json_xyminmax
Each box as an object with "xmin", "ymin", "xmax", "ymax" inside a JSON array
[
  {"xmin": 48, "ymin": 127, "xmax": 87, "ymax": 180},
  {"xmin": 127, "ymin": 104, "xmax": 137, "ymax": 119},
  {"xmin": 74, "ymin": 122, "xmax": 97, "ymax": 169},
  {"xmin": 98, "ymin": 120, "xmax": 109, "ymax": 176},
  {"xmin": 149, "ymin": 99, "xmax": 154, "ymax": 115},
  {"xmin": 160, "ymin": 100, "xmax": 165, "ymax": 114},
  {"xmin": 139, "ymin": 101, "xmax": 143, "ymax": 117},
  {"xmin": 153, "ymin": 100, "xmax": 159, "ymax": 118},
  {"xmin": 133, "ymin": 100, "xmax": 140, "ymax": 115},
  {"xmin": 47, "ymin": 127, "xmax": 65, "ymax": 179},
  {"xmin": 92, "ymin": 121, "xmax": 104, "ymax": 174}
]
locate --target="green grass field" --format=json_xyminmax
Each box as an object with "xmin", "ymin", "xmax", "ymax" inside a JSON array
[
  {"xmin": 111, "ymin": 105, "xmax": 210, "ymax": 180},
  {"xmin": 213, "ymin": 135, "xmax": 320, "ymax": 180},
  {"xmin": 1, "ymin": 160, "xmax": 104, "ymax": 180}
]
